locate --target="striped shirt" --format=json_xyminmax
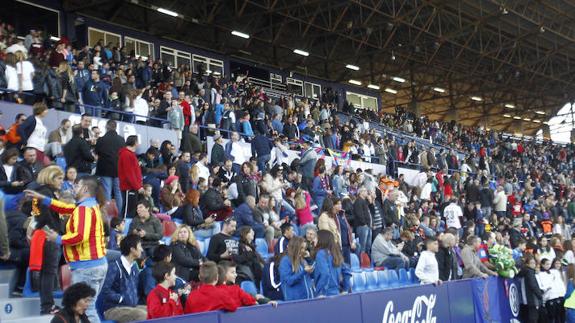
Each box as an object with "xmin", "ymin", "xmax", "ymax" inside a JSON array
[{"xmin": 43, "ymin": 197, "xmax": 107, "ymax": 269}]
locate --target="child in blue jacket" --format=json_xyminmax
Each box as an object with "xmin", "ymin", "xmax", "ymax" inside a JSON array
[
  {"xmin": 313, "ymin": 230, "xmax": 351, "ymax": 296},
  {"xmin": 279, "ymin": 236, "xmax": 314, "ymax": 301}
]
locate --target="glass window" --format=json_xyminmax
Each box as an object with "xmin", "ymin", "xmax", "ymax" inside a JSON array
[
  {"xmin": 161, "ymin": 46, "xmax": 190, "ymax": 68},
  {"xmin": 193, "ymin": 54, "xmax": 224, "ymax": 75},
  {"xmin": 125, "ymin": 37, "xmax": 154, "ymax": 60},
  {"xmin": 346, "ymin": 91, "xmax": 378, "ymax": 111},
  {"xmin": 88, "ymin": 27, "xmax": 121, "ymax": 48}
]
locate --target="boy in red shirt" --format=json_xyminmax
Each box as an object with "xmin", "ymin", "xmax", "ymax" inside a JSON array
[
  {"xmin": 147, "ymin": 262, "xmax": 184, "ymax": 319},
  {"xmin": 184, "ymin": 261, "xmax": 242, "ymax": 314},
  {"xmin": 217, "ymin": 261, "xmax": 258, "ymax": 307}
]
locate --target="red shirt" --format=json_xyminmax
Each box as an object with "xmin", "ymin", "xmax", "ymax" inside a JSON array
[
  {"xmin": 218, "ymin": 284, "xmax": 257, "ymax": 308},
  {"xmin": 184, "ymin": 284, "xmax": 239, "ymax": 314},
  {"xmin": 118, "ymin": 147, "xmax": 143, "ymax": 191},
  {"xmin": 181, "ymin": 101, "xmax": 192, "ymax": 126},
  {"xmin": 147, "ymin": 285, "xmax": 184, "ymax": 319}
]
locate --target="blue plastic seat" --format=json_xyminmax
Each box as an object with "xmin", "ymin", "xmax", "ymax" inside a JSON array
[
  {"xmin": 387, "ymin": 269, "xmax": 400, "ymax": 288},
  {"xmin": 203, "ymin": 238, "xmax": 211, "ymax": 256},
  {"xmin": 409, "ymin": 268, "xmax": 419, "ymax": 284},
  {"xmin": 351, "ymin": 272, "xmax": 366, "ymax": 293},
  {"xmin": 377, "ymin": 270, "xmax": 389, "ymax": 289},
  {"xmin": 197, "ymin": 240, "xmax": 204, "ymax": 255},
  {"xmin": 255, "ymin": 238, "xmax": 271, "ymax": 260},
  {"xmin": 398, "ymin": 268, "xmax": 410, "ymax": 286},
  {"xmin": 350, "ymin": 253, "xmax": 360, "ymax": 270},
  {"xmin": 123, "ymin": 218, "xmax": 132, "ymax": 236},
  {"xmin": 365, "ymin": 270, "xmax": 379, "ymax": 290},
  {"xmin": 240, "ymin": 280, "xmax": 258, "ymax": 296},
  {"xmin": 23, "ymin": 269, "xmax": 63, "ymax": 298}
]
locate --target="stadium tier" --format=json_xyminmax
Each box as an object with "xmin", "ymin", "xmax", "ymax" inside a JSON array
[{"xmin": 1, "ymin": 1, "xmax": 574, "ymax": 323}]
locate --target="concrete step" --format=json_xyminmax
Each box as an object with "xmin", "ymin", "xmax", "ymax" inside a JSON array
[
  {"xmin": 0, "ymin": 282, "xmax": 10, "ymax": 298},
  {"xmin": 0, "ymin": 297, "xmax": 62, "ymax": 320},
  {"xmin": 2, "ymin": 314, "xmax": 54, "ymax": 323}
]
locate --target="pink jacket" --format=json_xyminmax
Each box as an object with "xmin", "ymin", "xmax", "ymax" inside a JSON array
[{"xmin": 296, "ymin": 192, "xmax": 314, "ymax": 226}]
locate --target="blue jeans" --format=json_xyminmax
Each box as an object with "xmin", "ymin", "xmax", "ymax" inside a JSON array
[
  {"xmin": 100, "ymin": 176, "xmax": 122, "ymax": 212},
  {"xmin": 355, "ymin": 225, "xmax": 372, "ymax": 256},
  {"xmin": 381, "ymin": 255, "xmax": 409, "ymax": 270},
  {"xmin": 71, "ymin": 262, "xmax": 108, "ymax": 323},
  {"xmin": 84, "ymin": 105, "xmax": 102, "ymax": 118},
  {"xmin": 194, "ymin": 225, "xmax": 221, "ymax": 240},
  {"xmin": 257, "ymin": 154, "xmax": 271, "ymax": 173}
]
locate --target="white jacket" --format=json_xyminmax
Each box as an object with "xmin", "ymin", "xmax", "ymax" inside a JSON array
[
  {"xmin": 537, "ymin": 269, "xmax": 566, "ymax": 301},
  {"xmin": 493, "ymin": 190, "xmax": 507, "ymax": 212},
  {"xmin": 415, "ymin": 250, "xmax": 439, "ymax": 284}
]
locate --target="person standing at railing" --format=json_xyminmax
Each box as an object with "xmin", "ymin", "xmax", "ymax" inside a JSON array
[
  {"xmin": 299, "ymin": 136, "xmax": 317, "ymax": 191},
  {"xmin": 82, "ymin": 70, "xmax": 109, "ymax": 117}
]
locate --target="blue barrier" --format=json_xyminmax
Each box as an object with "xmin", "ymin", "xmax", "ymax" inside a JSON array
[{"xmin": 141, "ymin": 277, "xmax": 520, "ymax": 323}]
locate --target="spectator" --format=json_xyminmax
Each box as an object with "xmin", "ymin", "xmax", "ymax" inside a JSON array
[
  {"xmin": 279, "ymin": 236, "xmax": 314, "ymax": 301},
  {"xmin": 461, "ymin": 235, "xmax": 497, "ymax": 278},
  {"xmin": 184, "ymin": 261, "xmax": 242, "ymax": 314},
  {"xmin": 564, "ymin": 264, "xmax": 575, "ymax": 322},
  {"xmin": 318, "ymin": 197, "xmax": 342, "ymax": 248},
  {"xmin": 146, "ymin": 262, "xmax": 183, "ymax": 319},
  {"xmin": 29, "ymin": 176, "xmax": 107, "ymax": 323},
  {"xmin": 234, "ymin": 195, "xmax": 265, "ymax": 239},
  {"xmin": 444, "ymin": 197, "xmax": 463, "ymax": 231},
  {"xmin": 207, "ymin": 217, "xmax": 238, "ymax": 263},
  {"xmin": 436, "ymin": 233, "xmax": 459, "ymax": 281},
  {"xmin": 108, "ymin": 217, "xmax": 125, "ymax": 251},
  {"xmin": 493, "ymin": 186, "xmax": 507, "ymax": 218},
  {"xmin": 95, "ymin": 119, "xmax": 125, "ymax": 212},
  {"xmin": 371, "ymin": 227, "xmax": 409, "ymax": 269},
  {"xmin": 415, "ymin": 237, "xmax": 440, "ymax": 284},
  {"xmin": 210, "ymin": 133, "xmax": 225, "ymax": 166},
  {"xmin": 0, "ymin": 148, "xmax": 31, "ymax": 194},
  {"xmin": 234, "ymin": 162, "xmax": 257, "ymax": 205},
  {"xmin": 20, "ymin": 146, "xmax": 44, "ymax": 180},
  {"xmin": 170, "ymin": 225, "xmax": 203, "ymax": 282},
  {"xmin": 27, "ymin": 166, "xmax": 66, "ymax": 315},
  {"xmin": 46, "ymin": 119, "xmax": 72, "ymax": 159},
  {"xmin": 251, "ymin": 126, "xmax": 273, "ymax": 172},
  {"xmin": 160, "ymin": 175, "xmax": 184, "ymax": 215},
  {"xmin": 518, "ymin": 255, "xmax": 543, "ymax": 323},
  {"xmin": 233, "ymin": 226, "xmax": 264, "ymax": 286},
  {"xmin": 18, "ymin": 102, "xmax": 49, "ymax": 163},
  {"xmin": 311, "ymin": 164, "xmax": 331, "ymax": 212},
  {"xmin": 274, "ymin": 222, "xmax": 294, "ymax": 255},
  {"xmin": 261, "ymin": 252, "xmax": 284, "ymax": 301},
  {"xmin": 82, "ymin": 70, "xmax": 109, "ymax": 117},
  {"xmin": 216, "ymin": 261, "xmax": 262, "ymax": 306},
  {"xmin": 313, "ymin": 230, "xmax": 350, "ymax": 296},
  {"xmin": 128, "ymin": 199, "xmax": 162, "ymax": 257},
  {"xmin": 138, "ymin": 245, "xmax": 173, "ymax": 303},
  {"xmin": 537, "ymin": 258, "xmax": 566, "ymax": 323},
  {"xmin": 64, "ymin": 125, "xmax": 94, "ymax": 177},
  {"xmin": 181, "ymin": 124, "xmax": 202, "ymax": 154},
  {"xmin": 299, "ymin": 136, "xmax": 317, "ymax": 190},
  {"xmin": 50, "ymin": 282, "xmax": 95, "ymax": 323},
  {"xmin": 99, "ymin": 235, "xmax": 147, "ymax": 322},
  {"xmin": 181, "ymin": 189, "xmax": 219, "ymax": 238},
  {"xmin": 0, "ymin": 190, "xmax": 9, "ymax": 262},
  {"xmin": 118, "ymin": 135, "xmax": 144, "ymax": 218},
  {"xmin": 353, "ymin": 187, "xmax": 373, "ymax": 255},
  {"xmin": 199, "ymin": 177, "xmax": 232, "ymax": 221}
]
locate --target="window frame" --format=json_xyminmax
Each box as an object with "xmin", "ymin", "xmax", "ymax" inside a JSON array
[
  {"xmin": 192, "ymin": 54, "xmax": 224, "ymax": 75},
  {"xmin": 346, "ymin": 91, "xmax": 378, "ymax": 111},
  {"xmin": 160, "ymin": 46, "xmax": 191, "ymax": 68},
  {"xmin": 124, "ymin": 36, "xmax": 154, "ymax": 61},
  {"xmin": 87, "ymin": 27, "xmax": 121, "ymax": 48}
]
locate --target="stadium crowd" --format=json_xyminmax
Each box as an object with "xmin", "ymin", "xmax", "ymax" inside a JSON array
[{"xmin": 1, "ymin": 22, "xmax": 575, "ymax": 323}]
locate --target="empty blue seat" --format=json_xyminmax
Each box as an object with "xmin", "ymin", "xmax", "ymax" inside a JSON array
[
  {"xmin": 352, "ymin": 272, "xmax": 366, "ymax": 293},
  {"xmin": 160, "ymin": 236, "xmax": 172, "ymax": 245},
  {"xmin": 377, "ymin": 270, "xmax": 389, "ymax": 289},
  {"xmin": 365, "ymin": 271, "xmax": 379, "ymax": 290},
  {"xmin": 398, "ymin": 268, "xmax": 410, "ymax": 286},
  {"xmin": 203, "ymin": 238, "xmax": 211, "ymax": 256},
  {"xmin": 240, "ymin": 280, "xmax": 258, "ymax": 296},
  {"xmin": 409, "ymin": 268, "xmax": 419, "ymax": 284},
  {"xmin": 350, "ymin": 253, "xmax": 360, "ymax": 270},
  {"xmin": 123, "ymin": 218, "xmax": 132, "ymax": 236},
  {"xmin": 387, "ymin": 269, "xmax": 400, "ymax": 288},
  {"xmin": 196, "ymin": 240, "xmax": 204, "ymax": 255},
  {"xmin": 255, "ymin": 238, "xmax": 271, "ymax": 260}
]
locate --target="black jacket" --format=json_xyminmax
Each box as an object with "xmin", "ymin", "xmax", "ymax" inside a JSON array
[
  {"xmin": 382, "ymin": 199, "xmax": 399, "ymax": 227},
  {"xmin": 235, "ymin": 173, "xmax": 257, "ymax": 205},
  {"xmin": 211, "ymin": 143, "xmax": 225, "ymax": 166},
  {"xmin": 199, "ymin": 187, "xmax": 226, "ymax": 215},
  {"xmin": 50, "ymin": 308, "xmax": 90, "ymax": 323},
  {"xmin": 518, "ymin": 266, "xmax": 543, "ymax": 307},
  {"xmin": 353, "ymin": 197, "xmax": 372, "ymax": 227},
  {"xmin": 182, "ymin": 204, "xmax": 204, "ymax": 230},
  {"xmin": 479, "ymin": 188, "xmax": 494, "ymax": 208},
  {"xmin": 0, "ymin": 163, "xmax": 32, "ymax": 194},
  {"xmin": 171, "ymin": 241, "xmax": 203, "ymax": 282},
  {"xmin": 436, "ymin": 246, "xmax": 458, "ymax": 281},
  {"xmin": 64, "ymin": 135, "xmax": 95, "ymax": 173},
  {"xmin": 95, "ymin": 130, "xmax": 125, "ymax": 177}
]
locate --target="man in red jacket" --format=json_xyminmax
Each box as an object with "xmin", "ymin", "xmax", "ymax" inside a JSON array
[{"xmin": 118, "ymin": 135, "xmax": 144, "ymax": 218}]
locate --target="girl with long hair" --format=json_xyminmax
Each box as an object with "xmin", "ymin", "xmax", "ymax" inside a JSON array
[
  {"xmin": 313, "ymin": 230, "xmax": 350, "ymax": 296},
  {"xmin": 170, "ymin": 225, "xmax": 203, "ymax": 282},
  {"xmin": 317, "ymin": 197, "xmax": 342, "ymax": 247},
  {"xmin": 278, "ymin": 236, "xmax": 314, "ymax": 300},
  {"xmin": 233, "ymin": 226, "xmax": 264, "ymax": 287}
]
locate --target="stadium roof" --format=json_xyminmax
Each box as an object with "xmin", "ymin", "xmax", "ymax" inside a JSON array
[{"xmin": 64, "ymin": 0, "xmax": 575, "ymax": 134}]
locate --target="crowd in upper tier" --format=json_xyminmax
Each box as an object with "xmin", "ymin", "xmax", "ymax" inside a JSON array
[{"xmin": 1, "ymin": 21, "xmax": 575, "ymax": 323}]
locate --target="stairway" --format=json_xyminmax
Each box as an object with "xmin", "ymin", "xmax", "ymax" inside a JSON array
[{"xmin": 0, "ymin": 269, "xmax": 54, "ymax": 323}]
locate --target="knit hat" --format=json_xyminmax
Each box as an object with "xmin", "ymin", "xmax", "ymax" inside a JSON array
[{"xmin": 165, "ymin": 175, "xmax": 179, "ymax": 186}]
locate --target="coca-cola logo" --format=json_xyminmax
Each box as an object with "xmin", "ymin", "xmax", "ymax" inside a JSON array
[{"xmin": 382, "ymin": 294, "xmax": 437, "ymax": 323}]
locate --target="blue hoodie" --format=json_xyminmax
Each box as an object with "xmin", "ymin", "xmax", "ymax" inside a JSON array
[
  {"xmin": 279, "ymin": 255, "xmax": 314, "ymax": 301},
  {"xmin": 313, "ymin": 249, "xmax": 350, "ymax": 296},
  {"xmin": 98, "ymin": 257, "xmax": 140, "ymax": 313}
]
